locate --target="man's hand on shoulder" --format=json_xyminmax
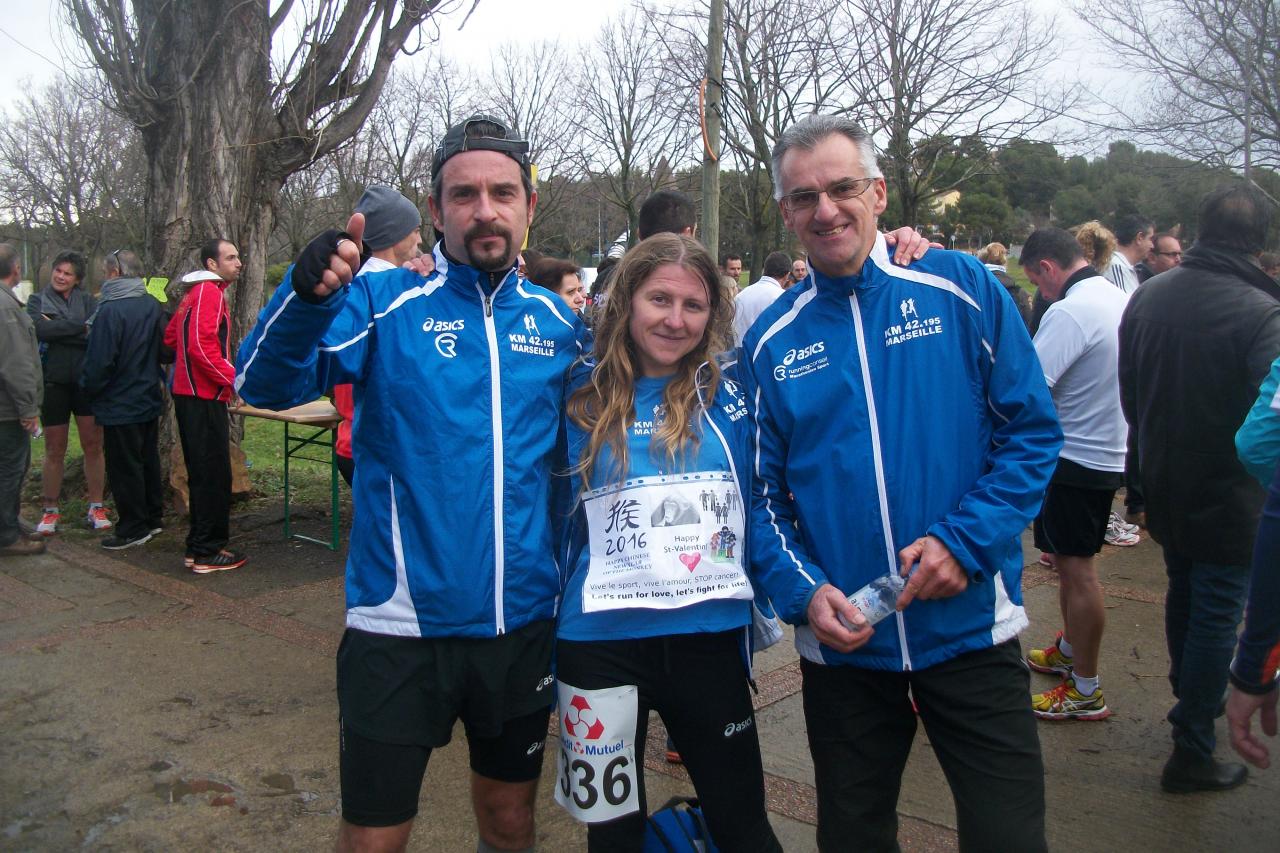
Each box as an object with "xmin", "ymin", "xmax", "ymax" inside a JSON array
[
  {"xmin": 294, "ymin": 213, "xmax": 366, "ymax": 302},
  {"xmin": 402, "ymin": 253, "xmax": 435, "ymax": 277},
  {"xmin": 806, "ymin": 583, "xmax": 875, "ymax": 654},
  {"xmin": 882, "ymin": 227, "xmax": 941, "ymax": 266},
  {"xmin": 895, "ymin": 535, "xmax": 968, "ymax": 609}
]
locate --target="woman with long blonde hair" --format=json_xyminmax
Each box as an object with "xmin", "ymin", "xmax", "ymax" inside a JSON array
[{"xmin": 554, "ymin": 233, "xmax": 783, "ymax": 852}]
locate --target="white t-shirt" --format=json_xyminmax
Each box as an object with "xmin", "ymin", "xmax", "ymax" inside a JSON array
[
  {"xmin": 357, "ymin": 256, "xmax": 397, "ymax": 275},
  {"xmin": 732, "ymin": 276, "xmax": 785, "ymax": 347},
  {"xmin": 1033, "ymin": 275, "xmax": 1129, "ymax": 472},
  {"xmin": 1104, "ymin": 252, "xmax": 1140, "ymax": 294}
]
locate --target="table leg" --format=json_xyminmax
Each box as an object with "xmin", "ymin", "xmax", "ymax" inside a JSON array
[{"xmin": 283, "ymin": 421, "xmax": 292, "ymax": 539}]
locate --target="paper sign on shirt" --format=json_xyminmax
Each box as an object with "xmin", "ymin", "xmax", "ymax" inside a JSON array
[
  {"xmin": 581, "ymin": 471, "xmax": 752, "ymax": 612},
  {"xmin": 555, "ymin": 682, "xmax": 639, "ymax": 823}
]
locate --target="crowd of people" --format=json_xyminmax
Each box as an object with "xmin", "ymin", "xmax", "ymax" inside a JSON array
[
  {"xmin": 3, "ymin": 108, "xmax": 1279, "ymax": 852},
  {"xmin": 0, "ymin": 239, "xmax": 247, "ymax": 573}
]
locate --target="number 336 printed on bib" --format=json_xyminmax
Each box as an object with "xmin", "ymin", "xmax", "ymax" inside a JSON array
[{"xmin": 555, "ymin": 682, "xmax": 639, "ymax": 822}]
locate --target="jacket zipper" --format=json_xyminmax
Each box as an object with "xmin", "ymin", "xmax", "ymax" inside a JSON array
[
  {"xmin": 480, "ymin": 271, "xmax": 506, "ymax": 634},
  {"xmin": 848, "ymin": 290, "xmax": 913, "ymax": 671}
]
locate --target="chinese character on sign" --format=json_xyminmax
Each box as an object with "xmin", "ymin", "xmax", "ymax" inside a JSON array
[{"xmin": 605, "ymin": 499, "xmax": 641, "ymax": 534}]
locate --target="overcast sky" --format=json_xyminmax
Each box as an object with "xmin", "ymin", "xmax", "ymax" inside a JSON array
[
  {"xmin": 0, "ymin": 0, "xmax": 648, "ymax": 92},
  {"xmin": 0, "ymin": 0, "xmax": 1128, "ymax": 157}
]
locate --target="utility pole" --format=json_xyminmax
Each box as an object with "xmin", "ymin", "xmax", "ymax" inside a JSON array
[{"xmin": 700, "ymin": 0, "xmax": 724, "ymax": 263}]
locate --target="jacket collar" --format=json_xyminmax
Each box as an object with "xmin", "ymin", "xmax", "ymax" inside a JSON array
[
  {"xmin": 1182, "ymin": 242, "xmax": 1280, "ymax": 302},
  {"xmin": 0, "ymin": 281, "xmax": 20, "ymax": 306},
  {"xmin": 812, "ymin": 232, "xmax": 889, "ymax": 293},
  {"xmin": 431, "ymin": 241, "xmax": 519, "ymax": 297}
]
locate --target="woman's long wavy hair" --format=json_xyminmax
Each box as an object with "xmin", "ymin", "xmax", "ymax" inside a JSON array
[
  {"xmin": 1071, "ymin": 220, "xmax": 1117, "ymax": 272},
  {"xmin": 567, "ymin": 233, "xmax": 735, "ymax": 492}
]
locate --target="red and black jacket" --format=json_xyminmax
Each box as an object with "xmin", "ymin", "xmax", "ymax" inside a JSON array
[{"xmin": 164, "ymin": 280, "xmax": 236, "ymax": 401}]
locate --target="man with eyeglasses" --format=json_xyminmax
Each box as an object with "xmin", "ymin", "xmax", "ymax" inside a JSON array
[
  {"xmin": 237, "ymin": 114, "xmax": 585, "ymax": 853},
  {"xmin": 1138, "ymin": 232, "xmax": 1183, "ymax": 283},
  {"xmin": 741, "ymin": 113, "xmax": 1061, "ymax": 852}
]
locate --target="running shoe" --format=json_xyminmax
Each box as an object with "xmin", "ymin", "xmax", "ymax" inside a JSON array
[
  {"xmin": 1032, "ymin": 678, "xmax": 1112, "ymax": 720},
  {"xmin": 191, "ymin": 550, "xmax": 247, "ymax": 574},
  {"xmin": 101, "ymin": 531, "xmax": 154, "ymax": 550},
  {"xmin": 1027, "ymin": 632, "xmax": 1074, "ymax": 675},
  {"xmin": 86, "ymin": 506, "xmax": 113, "ymax": 530},
  {"xmin": 1104, "ymin": 512, "xmax": 1140, "ymax": 546},
  {"xmin": 1109, "ymin": 511, "xmax": 1139, "ymax": 535},
  {"xmin": 36, "ymin": 510, "xmax": 60, "ymax": 535},
  {"xmin": 184, "ymin": 553, "xmax": 195, "ymax": 569},
  {"xmin": 1038, "ymin": 552, "xmax": 1055, "ymax": 568},
  {"xmin": 664, "ymin": 735, "xmax": 682, "ymax": 765}
]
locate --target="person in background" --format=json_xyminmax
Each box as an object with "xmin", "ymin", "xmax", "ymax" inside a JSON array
[
  {"xmin": 333, "ymin": 185, "xmax": 425, "ymax": 488},
  {"xmin": 528, "ymin": 257, "xmax": 586, "ymax": 315},
  {"xmin": 0, "ymin": 243, "xmax": 46, "ymax": 557},
  {"xmin": 1020, "ymin": 228, "xmax": 1129, "ymax": 721},
  {"xmin": 1260, "ymin": 252, "xmax": 1279, "ymax": 281},
  {"xmin": 978, "ymin": 241, "xmax": 1033, "ymax": 333},
  {"xmin": 80, "ymin": 250, "xmax": 167, "ymax": 551},
  {"xmin": 27, "ymin": 251, "xmax": 111, "ymax": 534},
  {"xmin": 732, "ymin": 251, "xmax": 789, "ymax": 348},
  {"xmin": 1034, "ymin": 221, "xmax": 1118, "ymax": 335},
  {"xmin": 1106, "ymin": 214, "xmax": 1155, "ymax": 294},
  {"xmin": 790, "ymin": 255, "xmax": 809, "ymax": 286},
  {"xmin": 1139, "ymin": 232, "xmax": 1183, "ymax": 283},
  {"xmin": 165, "ymin": 238, "xmax": 246, "ymax": 574},
  {"xmin": 1119, "ymin": 184, "xmax": 1280, "ymax": 793},
  {"xmin": 721, "ymin": 252, "xmax": 743, "ymax": 289}
]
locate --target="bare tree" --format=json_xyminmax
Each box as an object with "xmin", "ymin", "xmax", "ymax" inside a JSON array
[
  {"xmin": 0, "ymin": 74, "xmax": 146, "ymax": 279},
  {"xmin": 1082, "ymin": 0, "xmax": 1279, "ymax": 174},
  {"xmin": 483, "ymin": 40, "xmax": 584, "ymax": 251},
  {"xmin": 60, "ymin": 0, "xmax": 455, "ymax": 345},
  {"xmin": 835, "ymin": 0, "xmax": 1064, "ymax": 227},
  {"xmin": 716, "ymin": 0, "xmax": 847, "ymax": 272},
  {"xmin": 576, "ymin": 9, "xmax": 695, "ymax": 245}
]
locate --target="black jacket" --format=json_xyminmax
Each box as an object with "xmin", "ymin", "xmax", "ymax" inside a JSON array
[
  {"xmin": 1119, "ymin": 243, "xmax": 1280, "ymax": 565},
  {"xmin": 80, "ymin": 293, "xmax": 168, "ymax": 426},
  {"xmin": 27, "ymin": 287, "xmax": 95, "ymax": 386}
]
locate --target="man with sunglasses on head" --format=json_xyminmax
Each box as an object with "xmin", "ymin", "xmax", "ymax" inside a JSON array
[
  {"xmin": 740, "ymin": 114, "xmax": 1061, "ymax": 852},
  {"xmin": 237, "ymin": 115, "xmax": 586, "ymax": 853},
  {"xmin": 81, "ymin": 249, "xmax": 168, "ymax": 551}
]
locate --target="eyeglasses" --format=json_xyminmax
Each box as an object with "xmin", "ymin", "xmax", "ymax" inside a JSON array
[
  {"xmin": 109, "ymin": 248, "xmax": 124, "ymax": 273},
  {"xmin": 780, "ymin": 177, "xmax": 876, "ymax": 212},
  {"xmin": 1153, "ymin": 250, "xmax": 1182, "ymax": 258}
]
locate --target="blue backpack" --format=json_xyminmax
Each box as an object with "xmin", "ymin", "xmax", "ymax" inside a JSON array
[{"xmin": 643, "ymin": 796, "xmax": 720, "ymax": 852}]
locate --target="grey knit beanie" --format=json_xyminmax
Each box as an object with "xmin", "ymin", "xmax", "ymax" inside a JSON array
[{"xmin": 355, "ymin": 185, "xmax": 422, "ymax": 250}]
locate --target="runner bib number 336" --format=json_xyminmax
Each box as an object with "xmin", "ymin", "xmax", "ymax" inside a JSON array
[{"xmin": 555, "ymin": 682, "xmax": 639, "ymax": 823}]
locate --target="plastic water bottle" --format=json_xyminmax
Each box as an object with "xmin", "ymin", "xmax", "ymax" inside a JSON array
[{"xmin": 840, "ymin": 571, "xmax": 907, "ymax": 630}]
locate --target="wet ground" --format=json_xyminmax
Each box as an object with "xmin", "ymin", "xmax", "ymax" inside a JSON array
[{"xmin": 2, "ymin": 498, "xmax": 1277, "ymax": 851}]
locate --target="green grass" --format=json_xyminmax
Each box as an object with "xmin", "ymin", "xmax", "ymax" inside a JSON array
[
  {"xmin": 238, "ymin": 414, "xmax": 339, "ymax": 508},
  {"xmin": 1004, "ymin": 263, "xmax": 1037, "ymax": 296},
  {"xmin": 26, "ymin": 414, "xmax": 339, "ymax": 522}
]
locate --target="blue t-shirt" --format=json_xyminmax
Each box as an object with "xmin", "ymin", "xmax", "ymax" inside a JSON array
[{"xmin": 558, "ymin": 374, "xmax": 752, "ymax": 641}]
